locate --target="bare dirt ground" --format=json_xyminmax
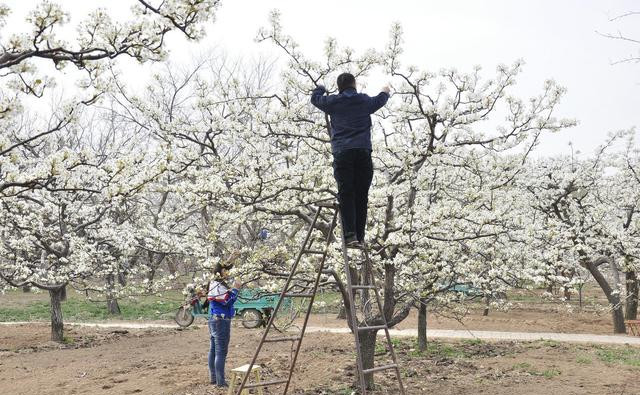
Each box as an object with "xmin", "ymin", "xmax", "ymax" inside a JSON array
[
  {"xmin": 1, "ymin": 286, "xmax": 633, "ymax": 394},
  {"xmin": 1, "ymin": 322, "xmax": 638, "ymax": 395}
]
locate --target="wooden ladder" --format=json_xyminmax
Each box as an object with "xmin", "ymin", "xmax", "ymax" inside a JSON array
[
  {"xmin": 236, "ymin": 200, "xmax": 405, "ymax": 394},
  {"xmin": 331, "ymin": 199, "xmax": 406, "ymax": 395}
]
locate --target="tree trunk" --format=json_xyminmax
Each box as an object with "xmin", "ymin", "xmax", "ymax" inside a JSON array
[
  {"xmin": 107, "ymin": 299, "xmax": 121, "ymax": 315},
  {"xmin": 339, "ymin": 266, "xmax": 359, "ymax": 323},
  {"xmin": 167, "ymin": 259, "xmax": 177, "ymax": 276},
  {"xmin": 361, "ymin": 264, "xmax": 373, "ymax": 318},
  {"xmin": 483, "ymin": 296, "xmax": 490, "ymax": 316},
  {"xmin": 49, "ymin": 286, "xmax": 65, "ymax": 342},
  {"xmin": 578, "ymin": 284, "xmax": 583, "ymax": 310},
  {"xmin": 563, "ymin": 287, "xmax": 571, "ymax": 301},
  {"xmin": 383, "ymin": 264, "xmax": 396, "ymax": 320},
  {"xmin": 585, "ymin": 260, "xmax": 626, "ymax": 333},
  {"xmin": 358, "ymin": 329, "xmax": 378, "ymax": 390},
  {"xmin": 612, "ymin": 304, "xmax": 626, "ymax": 333},
  {"xmin": 417, "ymin": 302, "xmax": 427, "ymax": 351},
  {"xmin": 611, "ymin": 263, "xmax": 623, "ymax": 290},
  {"xmin": 625, "ymin": 270, "xmax": 639, "ymax": 320},
  {"xmin": 336, "ymin": 303, "xmax": 347, "ymax": 320},
  {"xmin": 106, "ymin": 274, "xmax": 121, "ymax": 315},
  {"xmin": 118, "ymin": 271, "xmax": 127, "ymax": 286}
]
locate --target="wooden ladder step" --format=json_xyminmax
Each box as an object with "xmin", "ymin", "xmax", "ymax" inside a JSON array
[
  {"xmin": 244, "ymin": 378, "xmax": 290, "ymax": 389},
  {"xmin": 283, "ymin": 293, "xmax": 314, "ymax": 298},
  {"xmin": 357, "ymin": 325, "xmax": 388, "ymax": 331},
  {"xmin": 263, "ymin": 336, "xmax": 302, "ymax": 343},
  {"xmin": 362, "ymin": 364, "xmax": 398, "ymax": 374},
  {"xmin": 352, "ymin": 285, "xmax": 376, "ymax": 289},
  {"xmin": 316, "ymin": 201, "xmax": 338, "ymax": 208},
  {"xmin": 302, "ymin": 249, "xmax": 326, "ymax": 255}
]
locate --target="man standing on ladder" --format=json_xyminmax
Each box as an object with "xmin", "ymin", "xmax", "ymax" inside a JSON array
[
  {"xmin": 236, "ymin": 80, "xmax": 403, "ymax": 393},
  {"xmin": 311, "ymin": 73, "xmax": 390, "ymax": 246}
]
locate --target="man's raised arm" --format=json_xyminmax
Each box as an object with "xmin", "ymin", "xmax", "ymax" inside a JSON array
[
  {"xmin": 310, "ymin": 85, "xmax": 334, "ymax": 113},
  {"xmin": 368, "ymin": 85, "xmax": 391, "ymax": 114}
]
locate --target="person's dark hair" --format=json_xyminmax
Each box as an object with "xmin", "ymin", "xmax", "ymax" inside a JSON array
[
  {"xmin": 213, "ymin": 262, "xmax": 233, "ymax": 276},
  {"xmin": 337, "ymin": 73, "xmax": 356, "ymax": 93},
  {"xmin": 213, "ymin": 261, "xmax": 233, "ymax": 288}
]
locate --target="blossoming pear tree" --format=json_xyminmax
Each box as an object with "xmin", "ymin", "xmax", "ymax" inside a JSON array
[
  {"xmin": 212, "ymin": 12, "xmax": 576, "ymax": 387},
  {"xmin": 0, "ymin": 0, "xmax": 220, "ymax": 195},
  {"xmin": 521, "ymin": 131, "xmax": 639, "ymax": 333},
  {"xmin": 0, "ymin": 0, "xmax": 220, "ymax": 342}
]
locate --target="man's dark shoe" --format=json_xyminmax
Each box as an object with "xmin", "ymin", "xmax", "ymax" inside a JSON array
[
  {"xmin": 344, "ymin": 234, "xmax": 359, "ymax": 246},
  {"xmin": 347, "ymin": 242, "xmax": 364, "ymax": 249}
]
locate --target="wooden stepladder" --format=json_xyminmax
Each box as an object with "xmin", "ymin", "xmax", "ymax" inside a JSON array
[
  {"xmin": 330, "ymin": 199, "xmax": 405, "ymax": 395},
  {"xmin": 236, "ymin": 200, "xmax": 405, "ymax": 394}
]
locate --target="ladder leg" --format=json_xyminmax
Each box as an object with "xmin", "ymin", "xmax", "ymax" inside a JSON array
[
  {"xmin": 338, "ymin": 212, "xmax": 368, "ymax": 395},
  {"xmin": 283, "ymin": 210, "xmax": 339, "ymax": 394},
  {"xmin": 236, "ymin": 207, "xmax": 324, "ymax": 394},
  {"xmin": 362, "ymin": 248, "xmax": 406, "ymax": 395}
]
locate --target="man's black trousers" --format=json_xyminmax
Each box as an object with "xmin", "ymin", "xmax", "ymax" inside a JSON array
[{"xmin": 332, "ymin": 148, "xmax": 373, "ymax": 242}]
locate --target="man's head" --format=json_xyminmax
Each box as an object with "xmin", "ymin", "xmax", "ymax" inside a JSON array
[{"xmin": 337, "ymin": 73, "xmax": 356, "ymax": 93}]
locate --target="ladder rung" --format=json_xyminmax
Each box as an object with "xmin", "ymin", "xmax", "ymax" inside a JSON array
[
  {"xmin": 263, "ymin": 336, "xmax": 302, "ymax": 343},
  {"xmin": 346, "ymin": 244, "xmax": 364, "ymax": 250},
  {"xmin": 283, "ymin": 293, "xmax": 314, "ymax": 298},
  {"xmin": 302, "ymin": 249, "xmax": 326, "ymax": 255},
  {"xmin": 316, "ymin": 201, "xmax": 338, "ymax": 208},
  {"xmin": 362, "ymin": 364, "xmax": 398, "ymax": 374},
  {"xmin": 352, "ymin": 285, "xmax": 376, "ymax": 289},
  {"xmin": 244, "ymin": 379, "xmax": 289, "ymax": 388},
  {"xmin": 357, "ymin": 325, "xmax": 387, "ymax": 331}
]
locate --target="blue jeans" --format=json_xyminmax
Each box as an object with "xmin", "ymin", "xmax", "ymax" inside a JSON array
[{"xmin": 208, "ymin": 317, "xmax": 231, "ymax": 386}]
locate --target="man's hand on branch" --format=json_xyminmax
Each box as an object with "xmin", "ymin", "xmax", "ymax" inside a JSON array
[
  {"xmin": 233, "ymin": 279, "xmax": 242, "ymax": 289},
  {"xmin": 382, "ymin": 85, "xmax": 391, "ymax": 94}
]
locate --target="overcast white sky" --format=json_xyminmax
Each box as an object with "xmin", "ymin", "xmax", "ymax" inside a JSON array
[{"xmin": 3, "ymin": 0, "xmax": 640, "ymax": 156}]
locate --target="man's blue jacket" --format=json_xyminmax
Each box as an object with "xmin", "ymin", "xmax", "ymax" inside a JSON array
[{"xmin": 310, "ymin": 86, "xmax": 389, "ymax": 154}]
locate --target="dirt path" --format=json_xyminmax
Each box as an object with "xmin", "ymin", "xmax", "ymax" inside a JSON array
[
  {"xmin": 1, "ymin": 323, "xmax": 638, "ymax": 395},
  {"xmin": 304, "ymin": 326, "xmax": 640, "ymax": 345},
  {"xmin": 3, "ymin": 320, "xmax": 640, "ymax": 345}
]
